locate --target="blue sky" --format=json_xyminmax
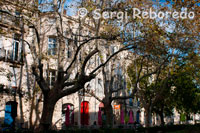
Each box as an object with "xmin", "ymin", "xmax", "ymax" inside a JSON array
[
  {"xmin": 64, "ymin": 0, "xmax": 79, "ymax": 16},
  {"xmin": 38, "ymin": 0, "xmax": 78, "ymax": 15},
  {"xmin": 38, "ymin": 0, "xmax": 199, "ymax": 16}
]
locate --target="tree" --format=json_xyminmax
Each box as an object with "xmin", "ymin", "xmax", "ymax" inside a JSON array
[
  {"xmin": 127, "ymin": 53, "xmax": 173, "ymax": 127},
  {"xmin": 1, "ymin": 0, "xmax": 137, "ymax": 131},
  {"xmin": 169, "ymin": 57, "xmax": 200, "ymax": 117},
  {"xmin": 1, "ymin": 0, "xmax": 199, "ymax": 131},
  {"xmin": 85, "ymin": 50, "xmax": 134, "ymax": 127},
  {"xmin": 125, "ymin": 0, "xmax": 200, "ymax": 127},
  {"xmin": 127, "ymin": 52, "xmax": 200, "ymax": 127}
]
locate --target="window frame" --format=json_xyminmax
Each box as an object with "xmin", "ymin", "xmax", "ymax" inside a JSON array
[
  {"xmin": 65, "ymin": 39, "xmax": 72, "ymax": 58},
  {"xmin": 0, "ymin": 35, "xmax": 2, "ymax": 48},
  {"xmin": 12, "ymin": 34, "xmax": 20, "ymax": 61},
  {"xmin": 48, "ymin": 37, "xmax": 57, "ymax": 56},
  {"xmin": 49, "ymin": 69, "xmax": 56, "ymax": 89}
]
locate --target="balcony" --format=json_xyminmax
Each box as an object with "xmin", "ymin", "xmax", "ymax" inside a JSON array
[{"xmin": 0, "ymin": 48, "xmax": 23, "ymax": 66}]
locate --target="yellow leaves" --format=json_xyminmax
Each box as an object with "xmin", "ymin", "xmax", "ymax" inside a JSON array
[
  {"xmin": 84, "ymin": 1, "xmax": 96, "ymax": 13},
  {"xmin": 166, "ymin": 40, "xmax": 171, "ymax": 44},
  {"xmin": 100, "ymin": 24, "xmax": 120, "ymax": 38}
]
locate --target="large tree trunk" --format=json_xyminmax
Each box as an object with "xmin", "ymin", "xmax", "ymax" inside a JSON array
[
  {"xmin": 160, "ymin": 113, "xmax": 164, "ymax": 126},
  {"xmin": 145, "ymin": 107, "xmax": 152, "ymax": 128},
  {"xmin": 37, "ymin": 95, "xmax": 57, "ymax": 132},
  {"xmin": 144, "ymin": 108, "xmax": 152, "ymax": 133},
  {"xmin": 158, "ymin": 107, "xmax": 165, "ymax": 126},
  {"xmin": 104, "ymin": 103, "xmax": 113, "ymax": 128}
]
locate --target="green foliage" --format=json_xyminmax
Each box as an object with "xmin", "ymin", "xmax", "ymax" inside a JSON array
[
  {"xmin": 127, "ymin": 51, "xmax": 200, "ymax": 120},
  {"xmin": 170, "ymin": 70, "xmax": 200, "ymax": 114}
]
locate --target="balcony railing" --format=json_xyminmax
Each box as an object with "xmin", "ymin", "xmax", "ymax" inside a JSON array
[{"xmin": 0, "ymin": 48, "xmax": 23, "ymax": 65}]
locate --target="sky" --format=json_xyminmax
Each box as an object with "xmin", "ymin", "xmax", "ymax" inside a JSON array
[
  {"xmin": 38, "ymin": 0, "xmax": 78, "ymax": 15},
  {"xmin": 64, "ymin": 0, "xmax": 79, "ymax": 16},
  {"xmin": 38, "ymin": 0, "xmax": 200, "ymax": 16}
]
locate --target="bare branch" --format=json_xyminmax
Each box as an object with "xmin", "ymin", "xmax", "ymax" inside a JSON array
[
  {"xmin": 81, "ymin": 49, "xmax": 99, "ymax": 75},
  {"xmin": 60, "ymin": 74, "xmax": 96, "ymax": 98},
  {"xmin": 32, "ymin": 66, "xmax": 50, "ymax": 93},
  {"xmin": 112, "ymin": 88, "xmax": 123, "ymax": 93},
  {"xmin": 62, "ymin": 81, "xmax": 76, "ymax": 88},
  {"xmin": 130, "ymin": 55, "xmax": 171, "ymax": 96},
  {"xmin": 65, "ymin": 37, "xmax": 103, "ymax": 74},
  {"xmin": 90, "ymin": 44, "xmax": 136, "ymax": 75},
  {"xmin": 85, "ymin": 89, "xmax": 103, "ymax": 103}
]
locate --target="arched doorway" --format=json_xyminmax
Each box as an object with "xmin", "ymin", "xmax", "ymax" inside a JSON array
[
  {"xmin": 128, "ymin": 110, "xmax": 134, "ymax": 124},
  {"xmin": 62, "ymin": 103, "xmax": 74, "ymax": 127},
  {"xmin": 4, "ymin": 101, "xmax": 17, "ymax": 126},
  {"xmin": 98, "ymin": 103, "xmax": 104, "ymax": 125},
  {"xmin": 81, "ymin": 101, "xmax": 89, "ymax": 125}
]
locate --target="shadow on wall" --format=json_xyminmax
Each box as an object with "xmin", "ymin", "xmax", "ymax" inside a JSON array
[
  {"xmin": 60, "ymin": 111, "xmax": 122, "ymax": 129},
  {"xmin": 0, "ymin": 117, "xmax": 29, "ymax": 129}
]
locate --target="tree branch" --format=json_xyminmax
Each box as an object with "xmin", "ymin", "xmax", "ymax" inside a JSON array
[
  {"xmin": 112, "ymin": 88, "xmax": 123, "ymax": 93},
  {"xmin": 90, "ymin": 44, "xmax": 136, "ymax": 75},
  {"xmin": 85, "ymin": 89, "xmax": 103, "ymax": 103},
  {"xmin": 81, "ymin": 49, "xmax": 99, "ymax": 75},
  {"xmin": 60, "ymin": 74, "xmax": 96, "ymax": 98},
  {"xmin": 131, "ymin": 55, "xmax": 171, "ymax": 96},
  {"xmin": 32, "ymin": 66, "xmax": 50, "ymax": 93}
]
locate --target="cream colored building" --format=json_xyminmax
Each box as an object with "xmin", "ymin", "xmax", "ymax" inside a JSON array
[
  {"xmin": 1, "ymin": 5, "xmax": 197, "ymax": 130},
  {"xmin": 0, "ymin": 10, "xmax": 138, "ymax": 129}
]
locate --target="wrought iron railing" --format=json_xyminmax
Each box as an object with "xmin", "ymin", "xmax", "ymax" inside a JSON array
[{"xmin": 0, "ymin": 48, "xmax": 23, "ymax": 65}]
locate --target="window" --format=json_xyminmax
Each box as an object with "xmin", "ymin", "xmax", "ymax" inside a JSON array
[
  {"xmin": 88, "ymin": 31, "xmax": 91, "ymax": 37},
  {"xmin": 111, "ymin": 46, "xmax": 115, "ymax": 54},
  {"xmin": 0, "ymin": 13, "xmax": 2, "ymax": 21},
  {"xmin": 48, "ymin": 37, "xmax": 57, "ymax": 55},
  {"xmin": 0, "ymin": 36, "xmax": 3, "ymax": 58},
  {"xmin": 12, "ymin": 34, "xmax": 20, "ymax": 61},
  {"xmin": 15, "ymin": 11, "xmax": 20, "ymax": 26},
  {"xmin": 0, "ymin": 36, "xmax": 2, "ymax": 48},
  {"xmin": 149, "ymin": 75, "xmax": 153, "ymax": 84},
  {"xmin": 97, "ymin": 78, "xmax": 104, "ymax": 97},
  {"xmin": 49, "ymin": 70, "xmax": 56, "ymax": 89},
  {"xmin": 129, "ymin": 91, "xmax": 133, "ymax": 106},
  {"xmin": 49, "ymin": 18, "xmax": 56, "ymax": 24},
  {"xmin": 79, "ymin": 52, "xmax": 82, "ymax": 61},
  {"xmin": 110, "ymin": 46, "xmax": 117, "ymax": 54},
  {"xmin": 15, "ymin": 11, "xmax": 20, "ymax": 16},
  {"xmin": 97, "ymin": 57, "xmax": 101, "ymax": 66},
  {"xmin": 65, "ymin": 40, "xmax": 72, "ymax": 58}
]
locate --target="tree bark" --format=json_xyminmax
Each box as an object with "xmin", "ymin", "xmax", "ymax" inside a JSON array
[
  {"xmin": 37, "ymin": 95, "xmax": 57, "ymax": 132},
  {"xmin": 158, "ymin": 107, "xmax": 165, "ymax": 126},
  {"xmin": 145, "ymin": 107, "xmax": 152, "ymax": 128},
  {"xmin": 104, "ymin": 103, "xmax": 113, "ymax": 128}
]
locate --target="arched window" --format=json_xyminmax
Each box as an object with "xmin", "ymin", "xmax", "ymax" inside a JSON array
[{"xmin": 81, "ymin": 101, "xmax": 89, "ymax": 125}]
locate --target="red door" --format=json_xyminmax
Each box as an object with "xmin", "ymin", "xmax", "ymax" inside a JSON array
[{"xmin": 81, "ymin": 101, "xmax": 89, "ymax": 125}]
